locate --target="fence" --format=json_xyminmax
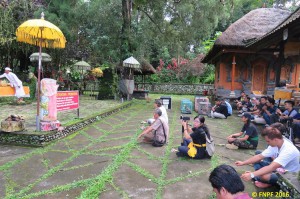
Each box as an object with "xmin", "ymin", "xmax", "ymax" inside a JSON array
[
  {"xmin": 134, "ymin": 82, "xmax": 214, "ymax": 95},
  {"xmin": 83, "ymin": 81, "xmax": 215, "ymax": 96}
]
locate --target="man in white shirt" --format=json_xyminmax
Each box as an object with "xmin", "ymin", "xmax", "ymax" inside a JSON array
[
  {"xmin": 235, "ymin": 127, "xmax": 300, "ymax": 188},
  {"xmin": 154, "ymin": 99, "xmax": 168, "ymax": 124},
  {"xmin": 0, "ymin": 67, "xmax": 25, "ymax": 102},
  {"xmin": 146, "ymin": 99, "xmax": 168, "ymax": 125}
]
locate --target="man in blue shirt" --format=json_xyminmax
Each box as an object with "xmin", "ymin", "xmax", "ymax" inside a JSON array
[{"xmin": 223, "ymin": 99, "xmax": 232, "ymax": 116}]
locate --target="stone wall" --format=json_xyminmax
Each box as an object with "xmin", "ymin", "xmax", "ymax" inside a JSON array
[
  {"xmin": 0, "ymin": 102, "xmax": 133, "ymax": 147},
  {"xmin": 135, "ymin": 83, "xmax": 214, "ymax": 95}
]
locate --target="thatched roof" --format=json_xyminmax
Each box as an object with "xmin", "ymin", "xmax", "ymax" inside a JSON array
[
  {"xmin": 186, "ymin": 54, "xmax": 205, "ymax": 76},
  {"xmin": 203, "ymin": 8, "xmax": 291, "ymax": 63},
  {"xmin": 135, "ymin": 59, "xmax": 156, "ymax": 75},
  {"xmin": 215, "ymin": 8, "xmax": 290, "ymax": 46},
  {"xmin": 116, "ymin": 59, "xmax": 156, "ymax": 75},
  {"xmin": 248, "ymin": 7, "xmax": 300, "ymax": 48}
]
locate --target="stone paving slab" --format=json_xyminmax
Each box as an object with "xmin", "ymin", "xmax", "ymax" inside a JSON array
[
  {"xmin": 0, "ymin": 94, "xmax": 270, "ymax": 198},
  {"xmin": 112, "ymin": 164, "xmax": 157, "ymax": 199},
  {"xmin": 35, "ymin": 187, "xmax": 86, "ymax": 199}
]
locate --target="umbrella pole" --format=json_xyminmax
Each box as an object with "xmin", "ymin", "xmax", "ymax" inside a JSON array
[{"xmin": 36, "ymin": 38, "xmax": 42, "ymax": 131}]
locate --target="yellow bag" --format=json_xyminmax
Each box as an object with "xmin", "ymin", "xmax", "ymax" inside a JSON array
[
  {"xmin": 187, "ymin": 142, "xmax": 206, "ymax": 158},
  {"xmin": 187, "ymin": 142, "xmax": 197, "ymax": 158}
]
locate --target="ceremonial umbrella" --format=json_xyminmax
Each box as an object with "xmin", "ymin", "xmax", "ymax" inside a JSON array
[
  {"xmin": 29, "ymin": 52, "xmax": 52, "ymax": 62},
  {"xmin": 123, "ymin": 56, "xmax": 141, "ymax": 73},
  {"xmin": 74, "ymin": 61, "xmax": 91, "ymax": 73},
  {"xmin": 16, "ymin": 12, "xmax": 66, "ymax": 131},
  {"xmin": 73, "ymin": 61, "xmax": 91, "ymax": 94}
]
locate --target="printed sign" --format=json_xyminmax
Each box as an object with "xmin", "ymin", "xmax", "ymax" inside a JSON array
[{"xmin": 57, "ymin": 91, "xmax": 79, "ymax": 111}]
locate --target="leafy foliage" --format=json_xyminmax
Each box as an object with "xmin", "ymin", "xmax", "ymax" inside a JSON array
[{"xmin": 0, "ymin": 0, "xmax": 297, "ymax": 88}]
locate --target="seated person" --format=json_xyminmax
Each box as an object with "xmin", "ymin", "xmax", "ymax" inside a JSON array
[
  {"xmin": 145, "ymin": 99, "xmax": 168, "ymax": 125},
  {"xmin": 138, "ymin": 108, "xmax": 169, "ymax": 146},
  {"xmin": 210, "ymin": 98, "xmax": 229, "ymax": 119},
  {"xmin": 238, "ymin": 96, "xmax": 252, "ymax": 114},
  {"xmin": 209, "ymin": 164, "xmax": 252, "ymax": 199},
  {"xmin": 222, "ymin": 98, "xmax": 232, "ymax": 116},
  {"xmin": 176, "ymin": 116, "xmax": 211, "ymax": 159},
  {"xmin": 254, "ymin": 98, "xmax": 277, "ymax": 125},
  {"xmin": 235, "ymin": 91, "xmax": 246, "ymax": 110},
  {"xmin": 249, "ymin": 97, "xmax": 260, "ymax": 113},
  {"xmin": 254, "ymin": 122, "xmax": 286, "ymax": 171},
  {"xmin": 250, "ymin": 97, "xmax": 258, "ymax": 108},
  {"xmin": 290, "ymin": 113, "xmax": 300, "ymax": 142},
  {"xmin": 226, "ymin": 113, "xmax": 258, "ymax": 150},
  {"xmin": 270, "ymin": 100, "xmax": 297, "ymax": 124},
  {"xmin": 249, "ymin": 96, "xmax": 267, "ymax": 117},
  {"xmin": 236, "ymin": 127, "xmax": 300, "ymax": 188}
]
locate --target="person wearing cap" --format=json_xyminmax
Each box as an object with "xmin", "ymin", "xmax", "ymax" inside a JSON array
[
  {"xmin": 235, "ymin": 127, "xmax": 300, "ymax": 188},
  {"xmin": 0, "ymin": 67, "xmax": 25, "ymax": 102},
  {"xmin": 226, "ymin": 112, "xmax": 258, "ymax": 150},
  {"xmin": 138, "ymin": 108, "xmax": 169, "ymax": 146}
]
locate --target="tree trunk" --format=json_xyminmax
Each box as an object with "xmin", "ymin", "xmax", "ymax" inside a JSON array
[
  {"xmin": 121, "ymin": 0, "xmax": 132, "ymax": 61},
  {"xmin": 18, "ymin": 51, "xmax": 30, "ymax": 72}
]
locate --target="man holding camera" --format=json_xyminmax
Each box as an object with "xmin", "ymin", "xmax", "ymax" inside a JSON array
[
  {"xmin": 270, "ymin": 100, "xmax": 297, "ymax": 124},
  {"xmin": 176, "ymin": 115, "xmax": 211, "ymax": 159},
  {"xmin": 138, "ymin": 108, "xmax": 169, "ymax": 146}
]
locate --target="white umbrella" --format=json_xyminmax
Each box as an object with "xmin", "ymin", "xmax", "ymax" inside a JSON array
[
  {"xmin": 29, "ymin": 52, "xmax": 52, "ymax": 62},
  {"xmin": 123, "ymin": 56, "xmax": 140, "ymax": 69}
]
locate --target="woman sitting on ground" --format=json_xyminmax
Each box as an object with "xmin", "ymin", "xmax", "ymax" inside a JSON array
[{"xmin": 176, "ymin": 115, "xmax": 211, "ymax": 159}]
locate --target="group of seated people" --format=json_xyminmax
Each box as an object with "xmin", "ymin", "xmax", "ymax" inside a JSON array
[
  {"xmin": 233, "ymin": 92, "xmax": 300, "ymax": 142},
  {"xmin": 137, "ymin": 96, "xmax": 300, "ymax": 191}
]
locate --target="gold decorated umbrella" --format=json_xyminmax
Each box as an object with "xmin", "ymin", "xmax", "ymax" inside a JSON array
[{"xmin": 16, "ymin": 12, "xmax": 66, "ymax": 131}]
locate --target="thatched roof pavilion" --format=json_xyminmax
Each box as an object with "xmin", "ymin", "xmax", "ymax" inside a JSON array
[
  {"xmin": 203, "ymin": 8, "xmax": 291, "ymax": 63},
  {"xmin": 116, "ymin": 59, "xmax": 156, "ymax": 75}
]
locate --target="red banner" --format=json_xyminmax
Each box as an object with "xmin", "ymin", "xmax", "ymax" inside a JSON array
[{"xmin": 57, "ymin": 91, "xmax": 79, "ymax": 112}]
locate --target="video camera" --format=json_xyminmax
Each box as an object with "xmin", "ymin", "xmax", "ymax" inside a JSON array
[
  {"xmin": 180, "ymin": 115, "xmax": 190, "ymax": 121},
  {"xmin": 279, "ymin": 117, "xmax": 294, "ymax": 124}
]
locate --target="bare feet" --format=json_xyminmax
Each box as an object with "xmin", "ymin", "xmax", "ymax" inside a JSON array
[
  {"xmin": 254, "ymin": 181, "xmax": 272, "ymax": 188},
  {"xmin": 141, "ymin": 137, "xmax": 153, "ymax": 143}
]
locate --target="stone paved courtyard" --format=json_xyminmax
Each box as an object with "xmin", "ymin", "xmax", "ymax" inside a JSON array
[{"xmin": 0, "ymin": 94, "xmax": 270, "ymax": 198}]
